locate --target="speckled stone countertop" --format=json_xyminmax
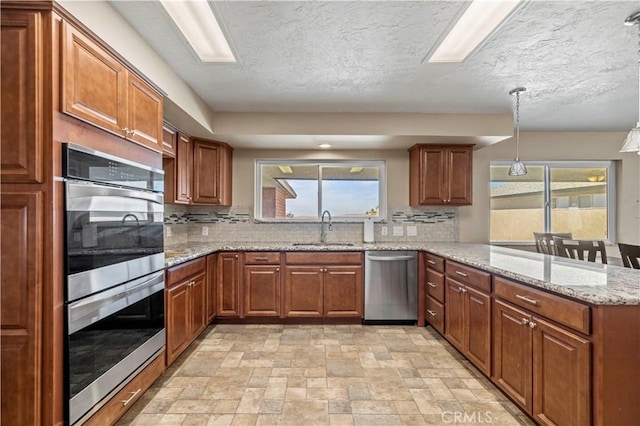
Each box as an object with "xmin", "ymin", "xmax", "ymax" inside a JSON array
[{"xmin": 164, "ymin": 242, "xmax": 640, "ymax": 306}]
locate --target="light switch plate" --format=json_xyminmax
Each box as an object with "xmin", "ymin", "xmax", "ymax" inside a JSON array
[
  {"xmin": 393, "ymin": 226, "xmax": 403, "ymax": 236},
  {"xmin": 202, "ymin": 226, "xmax": 209, "ymax": 236},
  {"xmin": 407, "ymin": 226, "xmax": 417, "ymax": 236},
  {"xmin": 165, "ymin": 226, "xmax": 172, "ymax": 237},
  {"xmin": 381, "ymin": 226, "xmax": 388, "ymax": 236}
]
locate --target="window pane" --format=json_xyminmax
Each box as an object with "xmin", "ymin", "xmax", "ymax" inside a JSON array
[
  {"xmin": 490, "ymin": 166, "xmax": 545, "ymax": 242},
  {"xmin": 260, "ymin": 165, "xmax": 318, "ymax": 219},
  {"xmin": 550, "ymin": 167, "xmax": 608, "ymax": 239},
  {"xmin": 322, "ymin": 166, "xmax": 380, "ymax": 217}
]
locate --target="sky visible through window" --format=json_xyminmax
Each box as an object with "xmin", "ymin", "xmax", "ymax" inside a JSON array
[{"xmin": 285, "ymin": 179, "xmax": 379, "ymax": 218}]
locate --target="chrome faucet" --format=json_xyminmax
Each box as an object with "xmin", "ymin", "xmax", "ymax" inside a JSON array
[{"xmin": 320, "ymin": 210, "xmax": 333, "ymax": 244}]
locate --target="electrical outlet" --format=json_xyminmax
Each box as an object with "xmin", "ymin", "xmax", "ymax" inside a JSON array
[
  {"xmin": 393, "ymin": 226, "xmax": 403, "ymax": 236},
  {"xmin": 407, "ymin": 226, "xmax": 417, "ymax": 237},
  {"xmin": 381, "ymin": 226, "xmax": 388, "ymax": 236},
  {"xmin": 202, "ymin": 226, "xmax": 209, "ymax": 236},
  {"xmin": 165, "ymin": 226, "xmax": 172, "ymax": 237}
]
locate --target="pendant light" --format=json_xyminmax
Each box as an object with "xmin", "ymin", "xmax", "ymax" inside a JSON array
[
  {"xmin": 508, "ymin": 87, "xmax": 527, "ymax": 176},
  {"xmin": 621, "ymin": 11, "xmax": 640, "ymax": 154}
]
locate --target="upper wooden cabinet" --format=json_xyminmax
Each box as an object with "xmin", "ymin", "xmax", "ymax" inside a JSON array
[
  {"xmin": 192, "ymin": 139, "xmax": 233, "ymax": 205},
  {"xmin": 61, "ymin": 22, "xmax": 162, "ymax": 152},
  {"xmin": 162, "ymin": 121, "xmax": 177, "ymax": 157},
  {"xmin": 175, "ymin": 133, "xmax": 192, "ymax": 204},
  {"xmin": 409, "ymin": 144, "xmax": 473, "ymax": 206}
]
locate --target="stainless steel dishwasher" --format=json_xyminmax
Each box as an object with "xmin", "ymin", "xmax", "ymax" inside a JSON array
[{"xmin": 364, "ymin": 251, "xmax": 417, "ymax": 324}]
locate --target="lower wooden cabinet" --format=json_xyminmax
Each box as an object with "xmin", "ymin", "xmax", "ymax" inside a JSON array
[
  {"xmin": 206, "ymin": 254, "xmax": 216, "ymax": 322},
  {"xmin": 244, "ymin": 265, "xmax": 281, "ymax": 316},
  {"xmin": 493, "ymin": 299, "xmax": 590, "ymax": 425},
  {"xmin": 166, "ymin": 258, "xmax": 207, "ymax": 366},
  {"xmin": 284, "ymin": 267, "xmax": 324, "ymax": 317},
  {"xmin": 425, "ymin": 296, "xmax": 444, "ymax": 334},
  {"xmin": 445, "ymin": 277, "xmax": 491, "ymax": 375},
  {"xmin": 216, "ymin": 252, "xmax": 242, "ymax": 317},
  {"xmin": 324, "ymin": 266, "xmax": 362, "ymax": 318}
]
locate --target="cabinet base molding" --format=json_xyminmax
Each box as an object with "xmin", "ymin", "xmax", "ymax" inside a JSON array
[{"xmin": 213, "ymin": 317, "xmax": 362, "ymax": 325}]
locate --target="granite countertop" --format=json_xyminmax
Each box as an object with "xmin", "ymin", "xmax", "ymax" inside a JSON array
[{"xmin": 164, "ymin": 242, "xmax": 640, "ymax": 306}]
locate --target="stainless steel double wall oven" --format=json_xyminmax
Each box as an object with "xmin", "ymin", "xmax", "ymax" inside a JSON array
[{"xmin": 63, "ymin": 144, "xmax": 165, "ymax": 424}]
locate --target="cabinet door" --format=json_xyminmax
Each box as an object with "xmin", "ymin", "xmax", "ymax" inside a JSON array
[
  {"xmin": 1, "ymin": 10, "xmax": 44, "ymax": 184},
  {"xmin": 244, "ymin": 266, "xmax": 281, "ymax": 316},
  {"xmin": 166, "ymin": 282, "xmax": 190, "ymax": 366},
  {"xmin": 533, "ymin": 318, "xmax": 590, "ymax": 426},
  {"xmin": 61, "ymin": 21, "xmax": 127, "ymax": 137},
  {"xmin": 417, "ymin": 147, "xmax": 446, "ymax": 205},
  {"xmin": 175, "ymin": 133, "xmax": 191, "ymax": 204},
  {"xmin": 426, "ymin": 296, "xmax": 444, "ymax": 334},
  {"xmin": 190, "ymin": 274, "xmax": 207, "ymax": 339},
  {"xmin": 162, "ymin": 122, "xmax": 177, "ymax": 157},
  {"xmin": 127, "ymin": 73, "xmax": 162, "ymax": 152},
  {"xmin": 216, "ymin": 253, "xmax": 241, "ymax": 317},
  {"xmin": 445, "ymin": 147, "xmax": 472, "ymax": 205},
  {"xmin": 444, "ymin": 278, "xmax": 465, "ymax": 351},
  {"xmin": 493, "ymin": 300, "xmax": 533, "ymax": 414},
  {"xmin": 1, "ymin": 192, "xmax": 43, "ymax": 425},
  {"xmin": 206, "ymin": 254, "xmax": 216, "ymax": 322},
  {"xmin": 192, "ymin": 141, "xmax": 222, "ymax": 204},
  {"xmin": 465, "ymin": 287, "xmax": 491, "ymax": 375},
  {"xmin": 284, "ymin": 266, "xmax": 323, "ymax": 317},
  {"xmin": 324, "ymin": 266, "xmax": 363, "ymax": 318}
]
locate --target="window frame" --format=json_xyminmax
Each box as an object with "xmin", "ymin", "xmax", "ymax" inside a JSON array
[
  {"xmin": 490, "ymin": 160, "xmax": 616, "ymax": 244},
  {"xmin": 254, "ymin": 159, "xmax": 387, "ymax": 222}
]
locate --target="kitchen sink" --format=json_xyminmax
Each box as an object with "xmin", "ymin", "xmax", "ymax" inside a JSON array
[{"xmin": 292, "ymin": 242, "xmax": 355, "ymax": 246}]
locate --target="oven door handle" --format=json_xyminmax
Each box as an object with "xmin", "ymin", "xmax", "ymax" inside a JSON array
[
  {"xmin": 67, "ymin": 271, "xmax": 165, "ymax": 335},
  {"xmin": 66, "ymin": 180, "xmax": 164, "ymax": 207}
]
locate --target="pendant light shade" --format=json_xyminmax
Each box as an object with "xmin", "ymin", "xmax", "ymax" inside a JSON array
[
  {"xmin": 623, "ymin": 12, "xmax": 640, "ymax": 154},
  {"xmin": 508, "ymin": 87, "xmax": 527, "ymax": 176}
]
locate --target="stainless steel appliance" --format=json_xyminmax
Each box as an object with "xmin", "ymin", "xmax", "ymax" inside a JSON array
[
  {"xmin": 364, "ymin": 251, "xmax": 418, "ymax": 324},
  {"xmin": 63, "ymin": 144, "xmax": 165, "ymax": 425}
]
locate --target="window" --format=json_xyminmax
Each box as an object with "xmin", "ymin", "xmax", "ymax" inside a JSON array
[
  {"xmin": 255, "ymin": 160, "xmax": 386, "ymax": 221},
  {"xmin": 490, "ymin": 161, "xmax": 615, "ymax": 243}
]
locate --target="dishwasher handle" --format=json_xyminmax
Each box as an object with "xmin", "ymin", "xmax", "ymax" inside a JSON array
[{"xmin": 368, "ymin": 255, "xmax": 416, "ymax": 261}]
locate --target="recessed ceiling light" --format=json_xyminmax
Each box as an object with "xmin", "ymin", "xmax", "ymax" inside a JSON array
[
  {"xmin": 427, "ymin": 0, "xmax": 521, "ymax": 63},
  {"xmin": 318, "ymin": 144, "xmax": 332, "ymax": 149},
  {"xmin": 160, "ymin": 0, "xmax": 236, "ymax": 63},
  {"xmin": 278, "ymin": 165, "xmax": 293, "ymax": 174}
]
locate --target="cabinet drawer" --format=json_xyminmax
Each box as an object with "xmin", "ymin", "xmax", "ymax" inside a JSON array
[
  {"xmin": 167, "ymin": 257, "xmax": 206, "ymax": 287},
  {"xmin": 446, "ymin": 260, "xmax": 491, "ymax": 293},
  {"xmin": 494, "ymin": 276, "xmax": 590, "ymax": 335},
  {"xmin": 426, "ymin": 269, "xmax": 445, "ymax": 303},
  {"xmin": 244, "ymin": 252, "xmax": 281, "ymax": 265},
  {"xmin": 426, "ymin": 296, "xmax": 444, "ymax": 334},
  {"xmin": 285, "ymin": 252, "xmax": 362, "ymax": 265},
  {"xmin": 425, "ymin": 253, "xmax": 445, "ymax": 273},
  {"xmin": 84, "ymin": 351, "xmax": 165, "ymax": 426}
]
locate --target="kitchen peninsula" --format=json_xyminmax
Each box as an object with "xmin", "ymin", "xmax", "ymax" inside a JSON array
[{"xmin": 164, "ymin": 242, "xmax": 640, "ymax": 425}]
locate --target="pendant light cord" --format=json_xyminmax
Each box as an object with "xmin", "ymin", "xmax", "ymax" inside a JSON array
[{"xmin": 515, "ymin": 90, "xmax": 521, "ymax": 159}]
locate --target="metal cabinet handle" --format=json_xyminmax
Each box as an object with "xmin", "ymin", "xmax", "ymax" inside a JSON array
[
  {"xmin": 275, "ymin": 267, "xmax": 280, "ymax": 272},
  {"xmin": 521, "ymin": 318, "xmax": 530, "ymax": 326},
  {"xmin": 254, "ymin": 257, "xmax": 269, "ymax": 261},
  {"xmin": 455, "ymin": 270, "xmax": 468, "ymax": 277},
  {"xmin": 516, "ymin": 295, "xmax": 538, "ymax": 305},
  {"xmin": 122, "ymin": 388, "xmax": 141, "ymax": 406},
  {"xmin": 460, "ymin": 287, "xmax": 467, "ymax": 293},
  {"xmin": 122, "ymin": 127, "xmax": 130, "ymax": 135},
  {"xmin": 427, "ymin": 282, "xmax": 436, "ymax": 288},
  {"xmin": 234, "ymin": 254, "xmax": 239, "ymax": 259},
  {"xmin": 427, "ymin": 260, "xmax": 436, "ymax": 265},
  {"xmin": 529, "ymin": 321, "xmax": 537, "ymax": 329},
  {"xmin": 427, "ymin": 310, "xmax": 437, "ymax": 317}
]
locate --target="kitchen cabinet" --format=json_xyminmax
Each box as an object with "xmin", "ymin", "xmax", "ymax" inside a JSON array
[
  {"xmin": 493, "ymin": 299, "xmax": 590, "ymax": 425},
  {"xmin": 425, "ymin": 253, "xmax": 446, "ymax": 333},
  {"xmin": 206, "ymin": 254, "xmax": 216, "ymax": 323},
  {"xmin": 192, "ymin": 139, "xmax": 233, "ymax": 205},
  {"xmin": 166, "ymin": 258, "xmax": 207, "ymax": 366},
  {"xmin": 409, "ymin": 144, "xmax": 473, "ymax": 206},
  {"xmin": 216, "ymin": 252, "xmax": 242, "ymax": 317},
  {"xmin": 244, "ymin": 252, "xmax": 281, "ymax": 317},
  {"xmin": 284, "ymin": 252, "xmax": 363, "ymax": 318},
  {"xmin": 61, "ymin": 22, "xmax": 162, "ymax": 152},
  {"xmin": 162, "ymin": 121, "xmax": 177, "ymax": 157},
  {"xmin": 174, "ymin": 132, "xmax": 192, "ymax": 204},
  {"xmin": 444, "ymin": 261, "xmax": 491, "ymax": 375}
]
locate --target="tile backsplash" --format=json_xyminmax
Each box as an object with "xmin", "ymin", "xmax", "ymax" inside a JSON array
[{"xmin": 164, "ymin": 204, "xmax": 458, "ymax": 246}]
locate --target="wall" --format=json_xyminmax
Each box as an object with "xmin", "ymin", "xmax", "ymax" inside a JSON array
[{"xmin": 460, "ymin": 132, "xmax": 640, "ymax": 245}]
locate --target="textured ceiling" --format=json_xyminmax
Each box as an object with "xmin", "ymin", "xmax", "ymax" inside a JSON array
[{"xmin": 110, "ymin": 1, "xmax": 639, "ymax": 135}]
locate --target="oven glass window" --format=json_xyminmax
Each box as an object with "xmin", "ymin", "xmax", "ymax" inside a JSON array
[{"xmin": 67, "ymin": 289, "xmax": 164, "ymax": 399}]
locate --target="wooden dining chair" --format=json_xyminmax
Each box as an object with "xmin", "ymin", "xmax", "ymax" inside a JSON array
[
  {"xmin": 553, "ymin": 237, "xmax": 608, "ymax": 264},
  {"xmin": 618, "ymin": 243, "xmax": 640, "ymax": 269},
  {"xmin": 533, "ymin": 232, "xmax": 573, "ymax": 255}
]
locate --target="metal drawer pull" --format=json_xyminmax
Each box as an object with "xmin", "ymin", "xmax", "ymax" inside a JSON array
[
  {"xmin": 254, "ymin": 257, "xmax": 270, "ymax": 261},
  {"xmin": 516, "ymin": 295, "xmax": 538, "ymax": 305},
  {"xmin": 529, "ymin": 321, "xmax": 537, "ymax": 329},
  {"xmin": 122, "ymin": 388, "xmax": 141, "ymax": 406},
  {"xmin": 458, "ymin": 287, "xmax": 467, "ymax": 293},
  {"xmin": 427, "ymin": 310, "xmax": 437, "ymax": 317},
  {"xmin": 455, "ymin": 270, "xmax": 468, "ymax": 277},
  {"xmin": 427, "ymin": 282, "xmax": 436, "ymax": 288},
  {"xmin": 521, "ymin": 318, "xmax": 530, "ymax": 325},
  {"xmin": 427, "ymin": 260, "xmax": 437, "ymax": 265}
]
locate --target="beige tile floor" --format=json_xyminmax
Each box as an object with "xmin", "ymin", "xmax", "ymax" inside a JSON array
[{"xmin": 117, "ymin": 325, "xmax": 534, "ymax": 426}]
